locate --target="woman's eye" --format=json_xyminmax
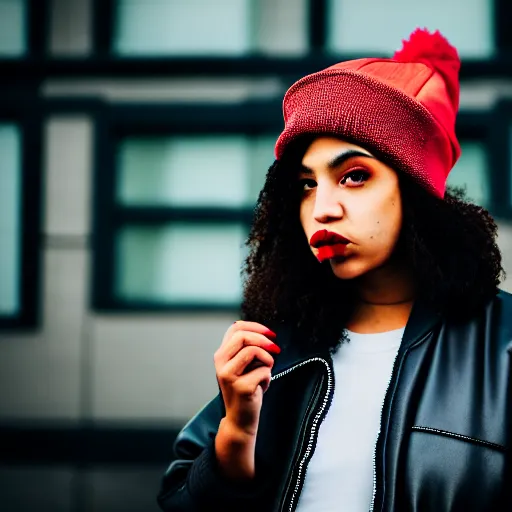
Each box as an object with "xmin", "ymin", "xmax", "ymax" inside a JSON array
[
  {"xmin": 299, "ymin": 179, "xmax": 317, "ymax": 191},
  {"xmin": 340, "ymin": 170, "xmax": 370, "ymax": 186}
]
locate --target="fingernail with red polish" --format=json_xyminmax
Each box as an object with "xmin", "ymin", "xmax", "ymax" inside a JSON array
[
  {"xmin": 264, "ymin": 329, "xmax": 277, "ymax": 339},
  {"xmin": 266, "ymin": 343, "xmax": 281, "ymax": 354}
]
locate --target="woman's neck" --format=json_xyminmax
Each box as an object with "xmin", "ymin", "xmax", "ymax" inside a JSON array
[
  {"xmin": 346, "ymin": 301, "xmax": 414, "ymax": 334},
  {"xmin": 345, "ymin": 261, "xmax": 415, "ymax": 334}
]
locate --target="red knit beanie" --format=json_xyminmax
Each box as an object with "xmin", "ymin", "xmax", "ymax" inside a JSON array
[{"xmin": 274, "ymin": 28, "xmax": 461, "ymax": 198}]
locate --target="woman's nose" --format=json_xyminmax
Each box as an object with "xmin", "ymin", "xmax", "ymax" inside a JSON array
[{"xmin": 312, "ymin": 184, "xmax": 343, "ymax": 223}]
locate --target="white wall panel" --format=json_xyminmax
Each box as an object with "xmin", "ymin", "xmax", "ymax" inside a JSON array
[
  {"xmin": 256, "ymin": 0, "xmax": 308, "ymax": 56},
  {"xmin": 0, "ymin": 249, "xmax": 87, "ymax": 420},
  {"xmin": 42, "ymin": 77, "xmax": 282, "ymax": 102},
  {"xmin": 49, "ymin": 0, "xmax": 92, "ymax": 56},
  {"xmin": 459, "ymin": 80, "xmax": 512, "ymax": 110},
  {"xmin": 90, "ymin": 314, "xmax": 235, "ymax": 422},
  {"xmin": 44, "ymin": 117, "xmax": 92, "ymax": 237}
]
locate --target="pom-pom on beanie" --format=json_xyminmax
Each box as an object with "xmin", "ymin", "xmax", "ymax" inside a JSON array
[{"xmin": 274, "ymin": 28, "xmax": 461, "ymax": 197}]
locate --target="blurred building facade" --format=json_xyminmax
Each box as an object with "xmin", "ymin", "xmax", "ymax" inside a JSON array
[{"xmin": 0, "ymin": 0, "xmax": 512, "ymax": 510}]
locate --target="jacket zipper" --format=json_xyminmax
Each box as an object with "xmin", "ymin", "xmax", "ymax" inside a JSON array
[
  {"xmin": 368, "ymin": 330, "xmax": 434, "ymax": 512},
  {"xmin": 271, "ymin": 357, "xmax": 334, "ymax": 512},
  {"xmin": 269, "ymin": 330, "xmax": 432, "ymax": 512},
  {"xmin": 368, "ymin": 347, "xmax": 401, "ymax": 512}
]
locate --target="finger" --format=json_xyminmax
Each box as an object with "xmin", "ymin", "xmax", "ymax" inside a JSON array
[
  {"xmin": 221, "ymin": 321, "xmax": 277, "ymax": 348},
  {"xmin": 233, "ymin": 366, "xmax": 272, "ymax": 396},
  {"xmin": 218, "ymin": 346, "xmax": 274, "ymax": 380},
  {"xmin": 244, "ymin": 359, "xmax": 267, "ymax": 373},
  {"xmin": 215, "ymin": 331, "xmax": 280, "ymax": 367}
]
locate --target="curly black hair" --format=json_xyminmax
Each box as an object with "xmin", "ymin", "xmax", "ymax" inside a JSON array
[{"xmin": 241, "ymin": 138, "xmax": 504, "ymax": 352}]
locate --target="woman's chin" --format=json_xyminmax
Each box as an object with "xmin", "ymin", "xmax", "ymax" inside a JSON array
[{"xmin": 329, "ymin": 257, "xmax": 371, "ymax": 280}]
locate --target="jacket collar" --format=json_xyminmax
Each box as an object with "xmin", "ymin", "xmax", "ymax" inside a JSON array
[
  {"xmin": 401, "ymin": 299, "xmax": 442, "ymax": 350},
  {"xmin": 271, "ymin": 300, "xmax": 441, "ymax": 375},
  {"xmin": 271, "ymin": 323, "xmax": 330, "ymax": 376}
]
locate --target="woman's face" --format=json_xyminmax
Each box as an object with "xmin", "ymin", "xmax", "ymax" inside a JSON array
[{"xmin": 299, "ymin": 137, "xmax": 403, "ymax": 280}]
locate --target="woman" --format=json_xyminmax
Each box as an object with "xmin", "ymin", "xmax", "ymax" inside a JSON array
[{"xmin": 157, "ymin": 29, "xmax": 511, "ymax": 511}]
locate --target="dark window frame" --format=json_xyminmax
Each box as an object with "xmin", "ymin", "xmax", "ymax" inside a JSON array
[
  {"xmin": 488, "ymin": 99, "xmax": 512, "ymax": 218},
  {"xmin": 94, "ymin": 0, "xmax": 512, "ymax": 60},
  {"xmin": 27, "ymin": 0, "xmax": 49, "ymax": 59},
  {"xmin": 0, "ymin": 96, "xmax": 43, "ymax": 329},
  {"xmin": 90, "ymin": 102, "xmax": 496, "ymax": 313},
  {"xmin": 42, "ymin": 0, "xmax": 497, "ymax": 81},
  {"xmin": 92, "ymin": 101, "xmax": 283, "ymax": 312},
  {"xmin": 94, "ymin": 0, "xmax": 328, "ymax": 59},
  {"xmin": 495, "ymin": 0, "xmax": 512, "ymax": 55},
  {"xmin": 0, "ymin": 0, "xmax": 511, "ymax": 80}
]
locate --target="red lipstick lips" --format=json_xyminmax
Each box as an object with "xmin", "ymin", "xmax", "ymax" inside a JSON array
[{"xmin": 310, "ymin": 229, "xmax": 350, "ymax": 263}]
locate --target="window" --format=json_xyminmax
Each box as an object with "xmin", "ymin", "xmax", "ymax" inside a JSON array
[
  {"xmin": 510, "ymin": 123, "xmax": 512, "ymax": 203},
  {"xmin": 114, "ymin": 0, "xmax": 252, "ymax": 56},
  {"xmin": 113, "ymin": 135, "xmax": 272, "ymax": 306},
  {"xmin": 116, "ymin": 135, "xmax": 269, "ymax": 208},
  {"xmin": 488, "ymin": 100, "xmax": 512, "ymax": 215},
  {"xmin": 111, "ymin": 0, "xmax": 308, "ymax": 57},
  {"xmin": 327, "ymin": 0, "xmax": 494, "ymax": 58},
  {"xmin": 74, "ymin": 0, "xmax": 509, "ymax": 78},
  {"xmin": 0, "ymin": 102, "xmax": 42, "ymax": 328},
  {"xmin": 93, "ymin": 103, "xmax": 281, "ymax": 310},
  {"xmin": 115, "ymin": 223, "xmax": 248, "ymax": 305},
  {"xmin": 447, "ymin": 141, "xmax": 490, "ymax": 207},
  {"xmin": 443, "ymin": 113, "xmax": 492, "ymax": 209},
  {"xmin": 0, "ymin": 0, "xmax": 27, "ymax": 57},
  {"xmin": 0, "ymin": 124, "xmax": 22, "ymax": 315}
]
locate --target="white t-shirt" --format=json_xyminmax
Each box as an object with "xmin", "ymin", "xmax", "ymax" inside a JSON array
[{"xmin": 295, "ymin": 327, "xmax": 405, "ymax": 512}]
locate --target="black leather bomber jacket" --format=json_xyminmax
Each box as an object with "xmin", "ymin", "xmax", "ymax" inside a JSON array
[{"xmin": 157, "ymin": 291, "xmax": 512, "ymax": 511}]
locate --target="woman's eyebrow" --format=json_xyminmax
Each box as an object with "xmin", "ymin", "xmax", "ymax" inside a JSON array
[
  {"xmin": 327, "ymin": 149, "xmax": 374, "ymax": 169},
  {"xmin": 299, "ymin": 164, "xmax": 314, "ymax": 175},
  {"xmin": 300, "ymin": 149, "xmax": 374, "ymax": 175}
]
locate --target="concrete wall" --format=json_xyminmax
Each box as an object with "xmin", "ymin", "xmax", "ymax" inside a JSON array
[{"xmin": 1, "ymin": 0, "xmax": 511, "ymax": 510}]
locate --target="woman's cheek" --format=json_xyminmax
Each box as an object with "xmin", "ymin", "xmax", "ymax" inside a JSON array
[
  {"xmin": 367, "ymin": 221, "xmax": 398, "ymax": 258},
  {"xmin": 367, "ymin": 220, "xmax": 385, "ymax": 243}
]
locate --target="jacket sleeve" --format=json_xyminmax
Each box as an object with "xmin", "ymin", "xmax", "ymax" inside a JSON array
[
  {"xmin": 506, "ymin": 347, "xmax": 512, "ymax": 508},
  {"xmin": 156, "ymin": 393, "xmax": 271, "ymax": 511}
]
